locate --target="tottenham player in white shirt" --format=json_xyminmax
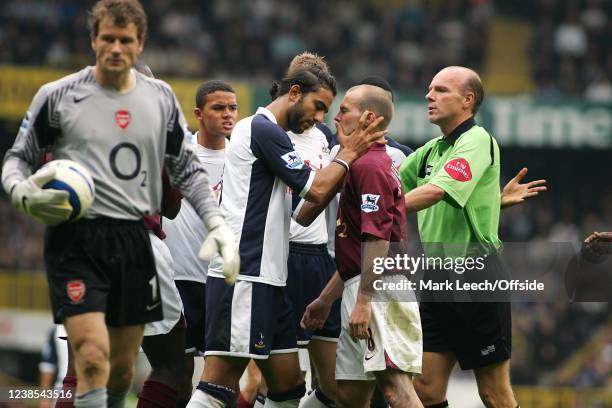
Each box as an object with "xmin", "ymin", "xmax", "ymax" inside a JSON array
[
  {"xmin": 273, "ymin": 53, "xmax": 340, "ymax": 408},
  {"xmin": 187, "ymin": 68, "xmax": 388, "ymax": 407},
  {"xmin": 163, "ymin": 80, "xmax": 254, "ymax": 406},
  {"xmin": 1, "ymin": 1, "xmax": 238, "ymax": 407}
]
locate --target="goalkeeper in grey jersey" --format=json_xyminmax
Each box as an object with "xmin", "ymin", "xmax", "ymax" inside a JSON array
[{"xmin": 0, "ymin": 1, "xmax": 238, "ymax": 407}]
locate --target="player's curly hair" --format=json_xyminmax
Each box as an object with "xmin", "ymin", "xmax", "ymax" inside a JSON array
[
  {"xmin": 88, "ymin": 0, "xmax": 148, "ymax": 41},
  {"xmin": 287, "ymin": 52, "xmax": 331, "ymax": 76},
  {"xmin": 269, "ymin": 67, "xmax": 337, "ymax": 101}
]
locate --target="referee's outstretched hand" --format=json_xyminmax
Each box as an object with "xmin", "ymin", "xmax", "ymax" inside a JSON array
[
  {"xmin": 500, "ymin": 167, "xmax": 547, "ymax": 209},
  {"xmin": 336, "ymin": 111, "xmax": 388, "ymax": 161},
  {"xmin": 199, "ymin": 215, "xmax": 240, "ymax": 285}
]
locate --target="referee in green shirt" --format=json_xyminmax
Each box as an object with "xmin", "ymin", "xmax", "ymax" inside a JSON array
[{"xmin": 400, "ymin": 66, "xmax": 519, "ymax": 408}]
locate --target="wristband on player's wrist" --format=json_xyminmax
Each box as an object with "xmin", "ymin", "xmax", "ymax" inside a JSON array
[{"xmin": 332, "ymin": 158, "xmax": 349, "ymax": 173}]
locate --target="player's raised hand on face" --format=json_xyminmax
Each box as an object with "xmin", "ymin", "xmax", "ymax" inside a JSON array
[
  {"xmin": 500, "ymin": 167, "xmax": 547, "ymax": 209},
  {"xmin": 301, "ymin": 297, "xmax": 332, "ymax": 330},
  {"xmin": 349, "ymin": 300, "xmax": 372, "ymax": 341},
  {"xmin": 337, "ymin": 111, "xmax": 387, "ymax": 160},
  {"xmin": 199, "ymin": 215, "xmax": 240, "ymax": 285}
]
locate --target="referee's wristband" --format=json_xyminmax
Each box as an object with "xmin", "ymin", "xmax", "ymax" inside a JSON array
[{"xmin": 332, "ymin": 158, "xmax": 349, "ymax": 173}]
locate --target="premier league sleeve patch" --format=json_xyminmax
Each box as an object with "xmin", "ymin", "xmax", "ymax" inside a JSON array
[
  {"xmin": 361, "ymin": 194, "xmax": 380, "ymax": 213},
  {"xmin": 444, "ymin": 158, "xmax": 472, "ymax": 182},
  {"xmin": 280, "ymin": 151, "xmax": 305, "ymax": 169}
]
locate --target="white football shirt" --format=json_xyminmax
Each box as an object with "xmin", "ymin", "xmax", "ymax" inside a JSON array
[
  {"xmin": 287, "ymin": 125, "xmax": 331, "ymax": 244},
  {"xmin": 164, "ymin": 138, "xmax": 225, "ymax": 283},
  {"xmin": 207, "ymin": 107, "xmax": 315, "ymax": 286}
]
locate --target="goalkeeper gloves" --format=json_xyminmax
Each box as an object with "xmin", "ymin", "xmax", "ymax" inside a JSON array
[
  {"xmin": 198, "ymin": 215, "xmax": 240, "ymax": 285},
  {"xmin": 9, "ymin": 166, "xmax": 71, "ymax": 225}
]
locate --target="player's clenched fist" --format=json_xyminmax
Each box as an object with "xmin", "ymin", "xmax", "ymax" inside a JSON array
[
  {"xmin": 9, "ymin": 166, "xmax": 71, "ymax": 225},
  {"xmin": 198, "ymin": 215, "xmax": 240, "ymax": 284}
]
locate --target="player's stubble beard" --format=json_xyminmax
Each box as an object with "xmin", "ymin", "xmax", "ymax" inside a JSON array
[{"xmin": 286, "ymin": 97, "xmax": 309, "ymax": 134}]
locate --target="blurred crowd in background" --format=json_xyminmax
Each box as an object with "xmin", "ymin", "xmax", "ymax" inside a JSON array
[
  {"xmin": 0, "ymin": 0, "xmax": 610, "ymax": 394},
  {"xmin": 0, "ymin": 0, "xmax": 610, "ymax": 98}
]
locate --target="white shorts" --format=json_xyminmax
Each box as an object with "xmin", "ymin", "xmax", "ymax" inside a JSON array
[
  {"xmin": 335, "ymin": 275, "xmax": 422, "ymax": 381},
  {"xmin": 144, "ymin": 232, "xmax": 184, "ymax": 336}
]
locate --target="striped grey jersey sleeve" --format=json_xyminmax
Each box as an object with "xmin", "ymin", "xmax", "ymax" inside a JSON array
[
  {"xmin": 1, "ymin": 85, "xmax": 57, "ymax": 194},
  {"xmin": 163, "ymin": 91, "xmax": 221, "ymax": 226}
]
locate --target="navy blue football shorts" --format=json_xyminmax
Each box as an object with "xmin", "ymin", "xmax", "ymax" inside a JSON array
[
  {"xmin": 286, "ymin": 242, "xmax": 341, "ymax": 346},
  {"xmin": 175, "ymin": 280, "xmax": 206, "ymax": 355},
  {"xmin": 204, "ymin": 277, "xmax": 297, "ymax": 358}
]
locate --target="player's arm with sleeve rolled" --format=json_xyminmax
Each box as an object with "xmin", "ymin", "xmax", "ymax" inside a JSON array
[
  {"xmin": 294, "ymin": 113, "xmax": 387, "ymax": 226},
  {"xmin": 162, "ymin": 95, "xmax": 239, "ymax": 283},
  {"xmin": 349, "ymin": 236, "xmax": 389, "ymax": 342},
  {"xmin": 350, "ymin": 164, "xmax": 393, "ymax": 340},
  {"xmin": 1, "ymin": 87, "xmax": 70, "ymax": 224}
]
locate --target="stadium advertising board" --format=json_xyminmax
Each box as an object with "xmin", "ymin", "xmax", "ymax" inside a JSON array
[
  {"xmin": 0, "ymin": 65, "xmax": 252, "ymax": 131},
  {"xmin": 1, "ymin": 66, "xmax": 609, "ymax": 148},
  {"xmin": 339, "ymin": 95, "xmax": 612, "ymax": 149}
]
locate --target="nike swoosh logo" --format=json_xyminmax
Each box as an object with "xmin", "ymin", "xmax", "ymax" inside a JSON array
[
  {"xmin": 146, "ymin": 302, "xmax": 161, "ymax": 311},
  {"xmin": 73, "ymin": 95, "xmax": 91, "ymax": 103},
  {"xmin": 365, "ymin": 354, "xmax": 375, "ymax": 361},
  {"xmin": 22, "ymin": 196, "xmax": 28, "ymax": 211}
]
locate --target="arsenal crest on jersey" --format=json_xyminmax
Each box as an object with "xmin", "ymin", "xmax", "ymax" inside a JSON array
[
  {"xmin": 66, "ymin": 280, "xmax": 86, "ymax": 304},
  {"xmin": 115, "ymin": 110, "xmax": 131, "ymax": 129}
]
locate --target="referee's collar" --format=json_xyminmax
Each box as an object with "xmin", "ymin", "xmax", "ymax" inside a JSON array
[
  {"xmin": 443, "ymin": 116, "xmax": 476, "ymax": 145},
  {"xmin": 256, "ymin": 107, "xmax": 278, "ymax": 124}
]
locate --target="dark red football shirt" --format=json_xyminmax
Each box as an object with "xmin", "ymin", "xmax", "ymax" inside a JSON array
[{"xmin": 335, "ymin": 143, "xmax": 408, "ymax": 281}]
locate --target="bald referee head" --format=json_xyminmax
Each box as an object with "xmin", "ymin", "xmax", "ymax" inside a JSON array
[{"xmin": 426, "ymin": 66, "xmax": 484, "ymax": 136}]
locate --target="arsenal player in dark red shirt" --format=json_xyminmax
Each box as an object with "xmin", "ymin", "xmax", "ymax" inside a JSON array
[{"xmin": 302, "ymin": 85, "xmax": 423, "ymax": 408}]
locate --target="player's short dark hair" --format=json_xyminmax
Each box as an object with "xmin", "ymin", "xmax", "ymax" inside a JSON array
[
  {"xmin": 358, "ymin": 76, "xmax": 394, "ymax": 101},
  {"xmin": 195, "ymin": 81, "xmax": 235, "ymax": 109},
  {"xmin": 465, "ymin": 73, "xmax": 484, "ymax": 114},
  {"xmin": 269, "ymin": 68, "xmax": 337, "ymax": 101},
  {"xmin": 350, "ymin": 85, "xmax": 393, "ymax": 131},
  {"xmin": 88, "ymin": 0, "xmax": 148, "ymax": 41}
]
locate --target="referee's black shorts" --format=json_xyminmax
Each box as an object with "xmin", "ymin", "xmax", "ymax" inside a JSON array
[
  {"xmin": 44, "ymin": 218, "xmax": 163, "ymax": 326},
  {"xmin": 420, "ymin": 254, "xmax": 512, "ymax": 370}
]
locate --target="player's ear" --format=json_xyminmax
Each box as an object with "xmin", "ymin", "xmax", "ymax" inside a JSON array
[
  {"xmin": 463, "ymin": 92, "xmax": 475, "ymax": 111},
  {"xmin": 365, "ymin": 111, "xmax": 376, "ymax": 126},
  {"xmin": 194, "ymin": 107, "xmax": 202, "ymax": 121},
  {"xmin": 288, "ymin": 84, "xmax": 302, "ymax": 102}
]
